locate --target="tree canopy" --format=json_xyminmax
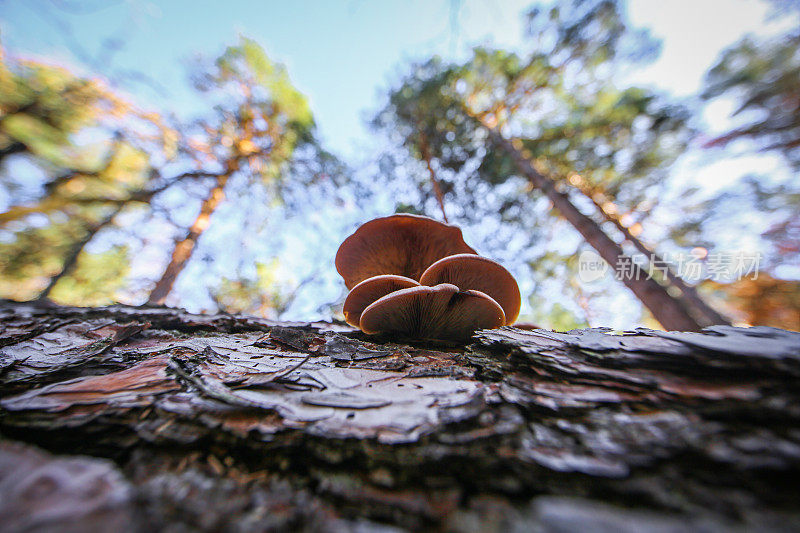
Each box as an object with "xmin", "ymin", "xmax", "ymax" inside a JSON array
[{"xmin": 0, "ymin": 1, "xmax": 797, "ymax": 330}]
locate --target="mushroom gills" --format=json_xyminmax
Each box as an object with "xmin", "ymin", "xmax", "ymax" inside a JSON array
[
  {"xmin": 342, "ymin": 274, "xmax": 419, "ymax": 327},
  {"xmin": 359, "ymin": 283, "xmax": 505, "ymax": 341}
]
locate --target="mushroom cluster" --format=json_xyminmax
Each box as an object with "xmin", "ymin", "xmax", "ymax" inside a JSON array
[{"xmin": 335, "ymin": 214, "xmax": 521, "ymax": 341}]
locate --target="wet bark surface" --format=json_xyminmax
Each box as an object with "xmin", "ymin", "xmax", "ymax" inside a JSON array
[{"xmin": 1, "ymin": 300, "xmax": 799, "ymax": 532}]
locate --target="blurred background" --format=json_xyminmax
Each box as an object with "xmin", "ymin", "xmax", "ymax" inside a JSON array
[{"xmin": 0, "ymin": 0, "xmax": 797, "ymax": 331}]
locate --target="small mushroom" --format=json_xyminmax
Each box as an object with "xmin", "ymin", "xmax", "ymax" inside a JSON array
[
  {"xmin": 335, "ymin": 214, "xmax": 477, "ymax": 289},
  {"xmin": 342, "ymin": 274, "xmax": 419, "ymax": 327},
  {"xmin": 419, "ymin": 254, "xmax": 521, "ymax": 324},
  {"xmin": 359, "ymin": 283, "xmax": 505, "ymax": 341}
]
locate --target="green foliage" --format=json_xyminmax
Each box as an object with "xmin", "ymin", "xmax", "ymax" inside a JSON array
[
  {"xmin": 525, "ymin": 0, "xmax": 660, "ymax": 67},
  {"xmin": 378, "ymin": 0, "xmax": 693, "ymax": 215},
  {"xmin": 210, "ymin": 259, "xmax": 292, "ymax": 317},
  {"xmin": 0, "ymin": 213, "xmax": 128, "ymax": 303},
  {"xmin": 48, "ymin": 245, "xmax": 130, "ymax": 306},
  {"xmin": 0, "ymin": 217, "xmax": 86, "ymax": 295},
  {"xmin": 2, "ymin": 3, "xmax": 792, "ymax": 328},
  {"xmin": 671, "ymin": 176, "xmax": 800, "ymax": 271},
  {"xmin": 0, "ymin": 54, "xmax": 108, "ymax": 168},
  {"xmin": 0, "ymin": 36, "xmax": 341, "ymax": 309},
  {"xmin": 518, "ymin": 84, "xmax": 692, "ymax": 203},
  {"xmin": 702, "ymin": 27, "xmax": 800, "ymax": 169},
  {"xmin": 203, "ymin": 36, "xmax": 316, "ymax": 182},
  {"xmin": 393, "ymin": 202, "xmax": 425, "ymax": 216},
  {"xmin": 229, "ymin": 37, "xmax": 314, "ymax": 130},
  {"xmin": 0, "ymin": 47, "xmax": 163, "ymax": 304},
  {"xmin": 0, "ymin": 46, "xmax": 162, "ymax": 222},
  {"xmin": 140, "ymin": 36, "xmax": 338, "ymax": 306},
  {"xmin": 374, "ymin": 0, "xmax": 694, "ymax": 321},
  {"xmin": 527, "ymin": 302, "xmax": 589, "ymax": 331}
]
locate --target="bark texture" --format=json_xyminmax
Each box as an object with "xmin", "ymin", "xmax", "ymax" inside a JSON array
[{"xmin": 1, "ymin": 300, "xmax": 799, "ymax": 532}]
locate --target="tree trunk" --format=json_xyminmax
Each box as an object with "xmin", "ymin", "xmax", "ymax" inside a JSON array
[
  {"xmin": 419, "ymin": 132, "xmax": 449, "ymax": 222},
  {"xmin": 35, "ymin": 169, "xmax": 218, "ymax": 302},
  {"xmin": 37, "ymin": 205, "xmax": 125, "ymax": 300},
  {"xmin": 486, "ymin": 131, "xmax": 702, "ymax": 331},
  {"xmin": 575, "ymin": 186, "xmax": 731, "ymax": 327},
  {"xmin": 147, "ymin": 174, "xmax": 230, "ymax": 305},
  {"xmin": 1, "ymin": 300, "xmax": 798, "ymax": 531}
]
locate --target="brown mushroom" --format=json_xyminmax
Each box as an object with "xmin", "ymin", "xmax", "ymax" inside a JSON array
[
  {"xmin": 335, "ymin": 214, "xmax": 477, "ymax": 289},
  {"xmin": 359, "ymin": 283, "xmax": 505, "ymax": 341},
  {"xmin": 342, "ymin": 274, "xmax": 419, "ymax": 327},
  {"xmin": 419, "ymin": 254, "xmax": 521, "ymax": 324}
]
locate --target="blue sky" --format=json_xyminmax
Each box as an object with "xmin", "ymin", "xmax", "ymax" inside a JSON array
[
  {"xmin": 3, "ymin": 0, "xmax": 791, "ymax": 159},
  {"xmin": 0, "ymin": 0, "xmax": 795, "ymax": 326},
  {"xmin": 1, "ymin": 0, "xmax": 534, "ymax": 158}
]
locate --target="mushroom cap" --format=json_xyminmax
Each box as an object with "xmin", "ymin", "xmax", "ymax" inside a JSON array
[
  {"xmin": 342, "ymin": 274, "xmax": 419, "ymax": 327},
  {"xmin": 359, "ymin": 283, "xmax": 505, "ymax": 341},
  {"xmin": 335, "ymin": 214, "xmax": 477, "ymax": 289},
  {"xmin": 419, "ymin": 254, "xmax": 521, "ymax": 324}
]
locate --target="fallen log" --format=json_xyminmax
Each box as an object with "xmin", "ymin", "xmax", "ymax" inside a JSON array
[{"xmin": 1, "ymin": 300, "xmax": 799, "ymax": 531}]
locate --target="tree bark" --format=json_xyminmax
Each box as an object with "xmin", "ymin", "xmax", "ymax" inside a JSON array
[
  {"xmin": 485, "ymin": 130, "xmax": 702, "ymax": 331},
  {"xmin": 146, "ymin": 173, "xmax": 230, "ymax": 305},
  {"xmin": 1, "ymin": 301, "xmax": 799, "ymax": 531}
]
